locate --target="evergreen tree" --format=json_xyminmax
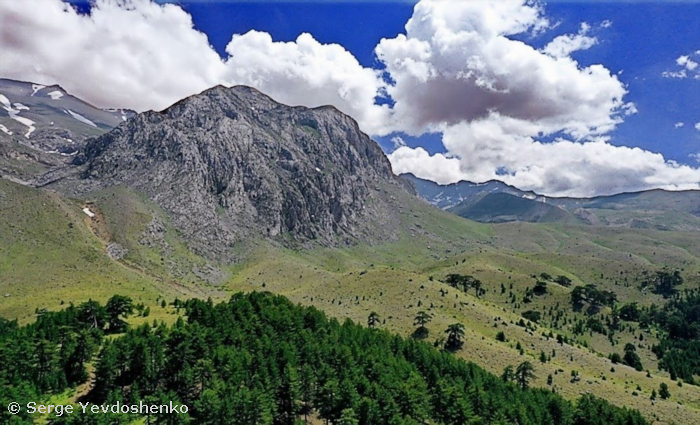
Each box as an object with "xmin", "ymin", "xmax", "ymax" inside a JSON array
[
  {"xmin": 515, "ymin": 361, "xmax": 535, "ymax": 390},
  {"xmin": 444, "ymin": 323, "xmax": 465, "ymax": 352},
  {"xmin": 275, "ymin": 364, "xmax": 301, "ymax": 425},
  {"xmin": 106, "ymin": 295, "xmax": 134, "ymax": 333},
  {"xmin": 412, "ymin": 311, "xmax": 432, "ymax": 340},
  {"xmin": 501, "ymin": 365, "xmax": 514, "ymax": 383}
]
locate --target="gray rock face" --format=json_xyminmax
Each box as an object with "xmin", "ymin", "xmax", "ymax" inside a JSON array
[{"xmin": 73, "ymin": 85, "xmax": 410, "ymax": 260}]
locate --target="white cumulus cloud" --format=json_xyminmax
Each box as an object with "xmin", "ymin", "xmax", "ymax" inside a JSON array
[
  {"xmin": 221, "ymin": 31, "xmax": 389, "ymax": 135},
  {"xmin": 382, "ymin": 0, "xmax": 700, "ymax": 196},
  {"xmin": 388, "ymin": 146, "xmax": 465, "ymax": 185},
  {"xmin": 0, "ymin": 0, "xmax": 225, "ymax": 112},
  {"xmin": 542, "ymin": 22, "xmax": 598, "ymax": 58},
  {"xmin": 375, "ymin": 0, "xmax": 631, "ymax": 140},
  {"xmin": 391, "ymin": 115, "xmax": 700, "ymax": 197},
  {"xmin": 663, "ymin": 51, "xmax": 700, "ymax": 79}
]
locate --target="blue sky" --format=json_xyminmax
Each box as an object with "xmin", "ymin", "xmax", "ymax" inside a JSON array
[{"xmin": 3, "ymin": 0, "xmax": 700, "ymax": 196}]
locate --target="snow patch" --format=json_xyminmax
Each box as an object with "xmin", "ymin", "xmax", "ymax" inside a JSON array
[
  {"xmin": 66, "ymin": 109, "xmax": 97, "ymax": 127},
  {"xmin": 0, "ymin": 124, "xmax": 12, "ymax": 135},
  {"xmin": 13, "ymin": 103, "xmax": 29, "ymax": 111},
  {"xmin": 82, "ymin": 208, "xmax": 96, "ymax": 218},
  {"xmin": 5, "ymin": 110, "xmax": 36, "ymax": 138},
  {"xmin": 31, "ymin": 84, "xmax": 46, "ymax": 96},
  {"xmin": 45, "ymin": 150, "xmax": 77, "ymax": 157},
  {"xmin": 2, "ymin": 96, "xmax": 36, "ymax": 138},
  {"xmin": 47, "ymin": 90, "xmax": 64, "ymax": 100}
]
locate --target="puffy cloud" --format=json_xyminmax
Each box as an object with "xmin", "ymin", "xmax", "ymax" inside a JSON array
[
  {"xmin": 0, "ymin": 0, "xmax": 225, "ymax": 111},
  {"xmin": 375, "ymin": 0, "xmax": 631, "ymax": 140},
  {"xmin": 675, "ymin": 122, "xmax": 685, "ymax": 128},
  {"xmin": 390, "ymin": 116, "xmax": 700, "ymax": 197},
  {"xmin": 0, "ymin": 0, "xmax": 388, "ymax": 133},
  {"xmin": 377, "ymin": 0, "xmax": 697, "ymax": 196},
  {"xmin": 696, "ymin": 122, "xmax": 700, "ymax": 131},
  {"xmin": 222, "ymin": 31, "xmax": 389, "ymax": 135},
  {"xmin": 387, "ymin": 146, "xmax": 465, "ymax": 185},
  {"xmin": 663, "ymin": 51, "xmax": 700, "ymax": 79},
  {"xmin": 678, "ymin": 55, "xmax": 698, "ymax": 71},
  {"xmin": 542, "ymin": 23, "xmax": 598, "ymax": 58}
]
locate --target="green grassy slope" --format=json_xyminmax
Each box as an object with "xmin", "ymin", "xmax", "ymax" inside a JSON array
[
  {"xmin": 0, "ymin": 179, "xmax": 216, "ymax": 322},
  {"xmin": 2, "ymin": 179, "xmax": 699, "ymax": 423},
  {"xmin": 450, "ymin": 192, "xmax": 580, "ymax": 224}
]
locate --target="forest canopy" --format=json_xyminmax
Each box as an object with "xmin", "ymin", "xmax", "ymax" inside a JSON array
[{"xmin": 1, "ymin": 292, "xmax": 650, "ymax": 425}]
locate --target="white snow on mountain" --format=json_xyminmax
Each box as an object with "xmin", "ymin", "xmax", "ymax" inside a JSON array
[
  {"xmin": 1, "ymin": 93, "xmax": 36, "ymax": 138},
  {"xmin": 0, "ymin": 94, "xmax": 10, "ymax": 109},
  {"xmin": 66, "ymin": 109, "xmax": 97, "ymax": 127},
  {"xmin": 0, "ymin": 124, "xmax": 12, "ymax": 135},
  {"xmin": 48, "ymin": 90, "xmax": 64, "ymax": 100},
  {"xmin": 31, "ymin": 84, "xmax": 46, "ymax": 96}
]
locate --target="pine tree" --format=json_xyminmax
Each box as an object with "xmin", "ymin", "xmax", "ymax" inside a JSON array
[
  {"xmin": 444, "ymin": 323, "xmax": 465, "ymax": 352},
  {"xmin": 515, "ymin": 361, "xmax": 535, "ymax": 390}
]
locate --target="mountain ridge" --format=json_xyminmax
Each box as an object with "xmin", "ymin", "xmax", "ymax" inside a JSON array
[
  {"xmin": 404, "ymin": 173, "xmax": 700, "ymax": 230},
  {"xmin": 47, "ymin": 84, "xmax": 413, "ymax": 261}
]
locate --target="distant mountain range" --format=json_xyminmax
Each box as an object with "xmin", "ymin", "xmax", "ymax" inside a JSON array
[
  {"xmin": 403, "ymin": 173, "xmax": 700, "ymax": 230},
  {"xmin": 0, "ymin": 78, "xmax": 134, "ymax": 182}
]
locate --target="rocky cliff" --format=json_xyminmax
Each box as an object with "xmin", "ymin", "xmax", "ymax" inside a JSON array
[{"xmin": 69, "ymin": 85, "xmax": 412, "ymax": 260}]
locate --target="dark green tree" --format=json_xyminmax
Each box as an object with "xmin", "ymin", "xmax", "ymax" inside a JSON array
[
  {"xmin": 106, "ymin": 295, "xmax": 134, "ymax": 333},
  {"xmin": 412, "ymin": 311, "xmax": 432, "ymax": 340},
  {"xmin": 444, "ymin": 323, "xmax": 465, "ymax": 352},
  {"xmin": 515, "ymin": 361, "xmax": 535, "ymax": 390}
]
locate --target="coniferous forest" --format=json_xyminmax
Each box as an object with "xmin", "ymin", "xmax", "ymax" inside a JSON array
[{"xmin": 0, "ymin": 292, "xmax": 651, "ymax": 425}]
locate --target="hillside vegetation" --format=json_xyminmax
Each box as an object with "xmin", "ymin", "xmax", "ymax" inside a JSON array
[
  {"xmin": 2, "ymin": 180, "xmax": 700, "ymax": 424},
  {"xmin": 1, "ymin": 292, "xmax": 650, "ymax": 425}
]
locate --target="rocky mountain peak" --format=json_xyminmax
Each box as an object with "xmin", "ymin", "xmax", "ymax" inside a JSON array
[{"xmin": 70, "ymin": 85, "xmax": 410, "ymax": 261}]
